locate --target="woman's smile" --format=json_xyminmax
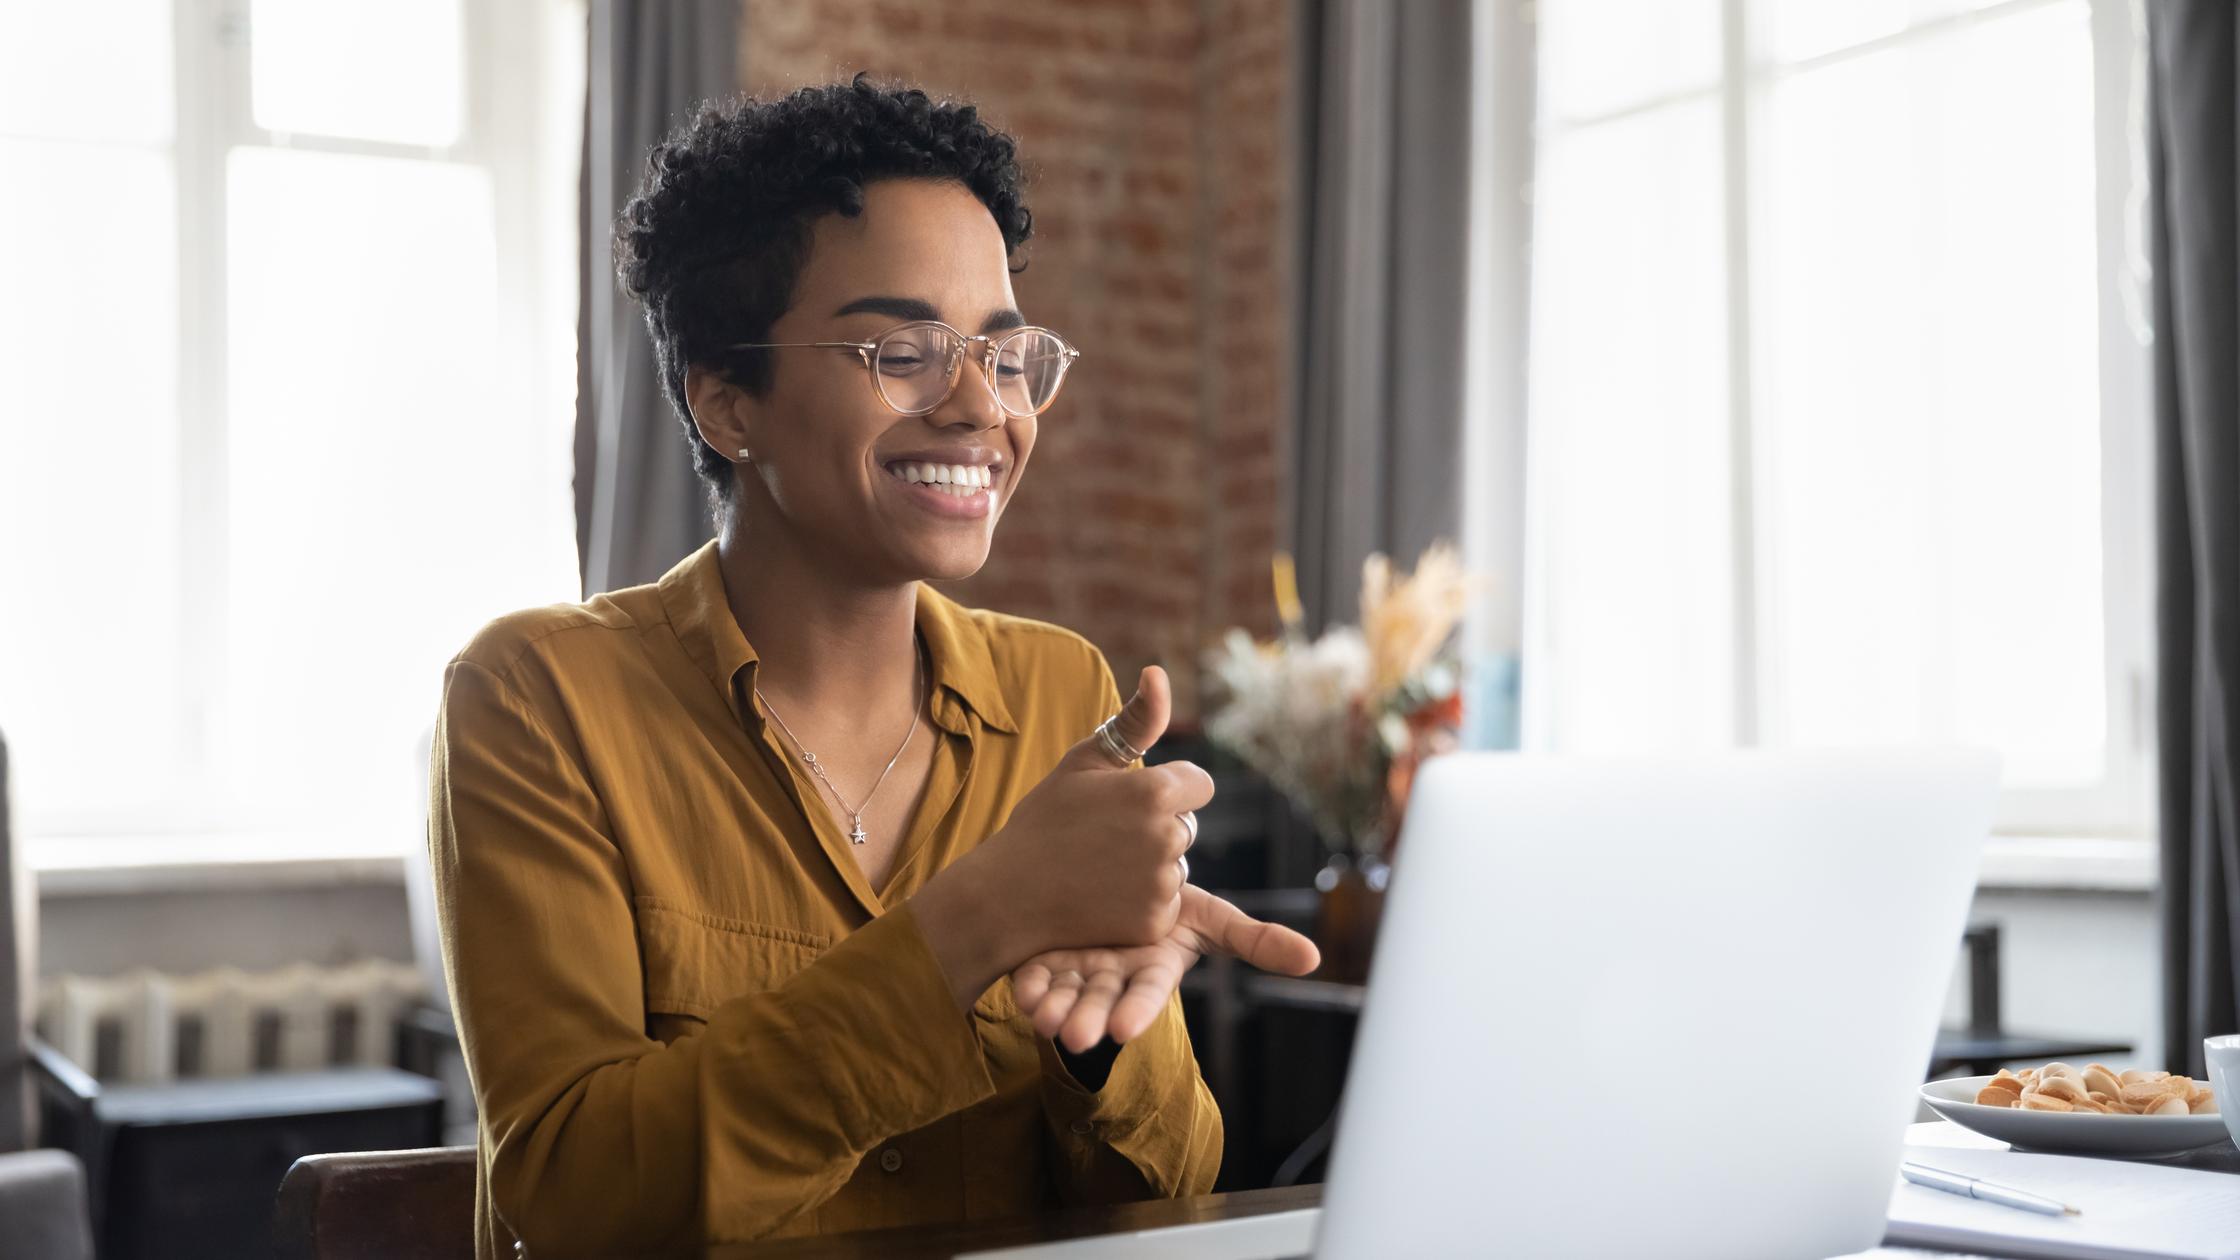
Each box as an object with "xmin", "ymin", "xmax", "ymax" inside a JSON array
[{"xmin": 877, "ymin": 448, "xmax": 1005, "ymax": 520}]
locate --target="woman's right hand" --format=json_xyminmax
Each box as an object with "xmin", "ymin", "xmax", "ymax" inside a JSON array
[
  {"xmin": 976, "ymin": 665, "xmax": 1209, "ymax": 955},
  {"xmin": 911, "ymin": 665, "xmax": 1211, "ymax": 1006}
]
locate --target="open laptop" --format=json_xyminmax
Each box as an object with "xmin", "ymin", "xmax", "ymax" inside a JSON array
[{"xmin": 964, "ymin": 747, "xmax": 2001, "ymax": 1260}]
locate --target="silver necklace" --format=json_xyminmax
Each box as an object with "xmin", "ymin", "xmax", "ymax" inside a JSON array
[{"xmin": 755, "ymin": 639, "xmax": 926, "ymax": 846}]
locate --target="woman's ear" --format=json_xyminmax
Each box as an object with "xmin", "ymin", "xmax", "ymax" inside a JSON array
[{"xmin": 684, "ymin": 364, "xmax": 753, "ymax": 463}]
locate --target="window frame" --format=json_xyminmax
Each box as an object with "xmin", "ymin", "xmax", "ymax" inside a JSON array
[{"xmin": 19, "ymin": 0, "xmax": 582, "ymax": 860}]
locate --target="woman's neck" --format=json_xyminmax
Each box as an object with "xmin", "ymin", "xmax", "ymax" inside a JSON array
[{"xmin": 715, "ymin": 521, "xmax": 922, "ymax": 719}]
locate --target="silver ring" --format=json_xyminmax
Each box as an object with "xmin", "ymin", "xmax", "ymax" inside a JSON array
[
  {"xmin": 1177, "ymin": 853, "xmax": 1191, "ymax": 884},
  {"xmin": 1177, "ymin": 810, "xmax": 1198, "ymax": 849},
  {"xmin": 1094, "ymin": 714, "xmax": 1146, "ymax": 767}
]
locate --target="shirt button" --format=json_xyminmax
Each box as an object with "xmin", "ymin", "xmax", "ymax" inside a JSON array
[
  {"xmin": 1070, "ymin": 1119, "xmax": 1095, "ymax": 1137},
  {"xmin": 879, "ymin": 1147, "xmax": 904, "ymax": 1173}
]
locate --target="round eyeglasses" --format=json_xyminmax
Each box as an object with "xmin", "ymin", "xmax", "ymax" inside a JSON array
[{"xmin": 728, "ymin": 320, "xmax": 1081, "ymax": 419}]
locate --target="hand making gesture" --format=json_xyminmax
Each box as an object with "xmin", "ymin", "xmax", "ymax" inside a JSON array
[{"xmin": 998, "ymin": 667, "xmax": 1322, "ymax": 1050}]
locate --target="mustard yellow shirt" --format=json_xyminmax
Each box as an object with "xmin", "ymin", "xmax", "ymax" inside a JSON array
[{"xmin": 427, "ymin": 541, "xmax": 1221, "ymax": 1259}]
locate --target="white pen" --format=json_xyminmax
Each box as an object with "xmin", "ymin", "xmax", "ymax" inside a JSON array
[{"xmin": 1901, "ymin": 1161, "xmax": 2083, "ymax": 1217}]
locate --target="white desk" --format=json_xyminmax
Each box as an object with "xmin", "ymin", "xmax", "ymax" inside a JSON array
[{"xmin": 939, "ymin": 1122, "xmax": 2239, "ymax": 1260}]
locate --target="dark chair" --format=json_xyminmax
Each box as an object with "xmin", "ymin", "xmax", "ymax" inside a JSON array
[
  {"xmin": 1927, "ymin": 922, "xmax": 2133, "ymax": 1075},
  {"xmin": 272, "ymin": 1145, "xmax": 477, "ymax": 1260}
]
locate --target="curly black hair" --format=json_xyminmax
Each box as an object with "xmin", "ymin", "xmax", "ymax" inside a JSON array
[{"xmin": 614, "ymin": 76, "xmax": 1034, "ymax": 516}]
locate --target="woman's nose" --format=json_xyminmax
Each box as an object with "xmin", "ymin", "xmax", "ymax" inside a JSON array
[{"xmin": 934, "ymin": 353, "xmax": 1006, "ymax": 431}]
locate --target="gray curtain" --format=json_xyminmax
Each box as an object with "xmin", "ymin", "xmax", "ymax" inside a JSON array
[
  {"xmin": 575, "ymin": 0, "xmax": 738, "ymax": 597},
  {"xmin": 1291, "ymin": 0, "xmax": 1473, "ymax": 632},
  {"xmin": 2149, "ymin": 0, "xmax": 2240, "ymax": 1077}
]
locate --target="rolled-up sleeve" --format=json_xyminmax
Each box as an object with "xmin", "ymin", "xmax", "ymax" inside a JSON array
[
  {"xmin": 1036, "ymin": 993, "xmax": 1223, "ymax": 1202},
  {"xmin": 429, "ymin": 658, "xmax": 997, "ymax": 1254}
]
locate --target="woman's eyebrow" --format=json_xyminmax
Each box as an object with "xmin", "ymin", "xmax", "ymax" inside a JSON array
[
  {"xmin": 832, "ymin": 295, "xmax": 1027, "ymax": 334},
  {"xmin": 833, "ymin": 295, "xmax": 939, "ymax": 322}
]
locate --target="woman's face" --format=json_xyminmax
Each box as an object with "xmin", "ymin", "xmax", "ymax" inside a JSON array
[{"xmin": 701, "ymin": 178, "xmax": 1040, "ymax": 586}]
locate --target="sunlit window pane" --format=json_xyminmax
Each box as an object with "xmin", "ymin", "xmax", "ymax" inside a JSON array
[
  {"xmin": 0, "ymin": 0, "xmax": 173, "ymax": 143},
  {"xmin": 0, "ymin": 139, "xmax": 184, "ymax": 827},
  {"xmin": 1760, "ymin": 3, "xmax": 2104, "ymax": 787},
  {"xmin": 250, "ymin": 0, "xmax": 463, "ymax": 145},
  {"xmin": 1538, "ymin": 0, "xmax": 1720, "ymax": 123},
  {"xmin": 1528, "ymin": 102, "xmax": 1735, "ymax": 753},
  {"xmin": 223, "ymin": 146, "xmax": 576, "ymax": 830},
  {"xmin": 1766, "ymin": 0, "xmax": 2021, "ymax": 64}
]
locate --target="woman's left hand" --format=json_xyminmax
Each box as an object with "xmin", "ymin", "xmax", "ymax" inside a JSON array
[{"xmin": 1010, "ymin": 885, "xmax": 1322, "ymax": 1052}]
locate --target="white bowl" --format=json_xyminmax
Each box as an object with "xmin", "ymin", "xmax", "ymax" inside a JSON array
[{"xmin": 1919, "ymin": 1075, "xmax": 2233, "ymax": 1159}]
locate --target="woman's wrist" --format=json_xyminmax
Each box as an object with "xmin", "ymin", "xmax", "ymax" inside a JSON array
[{"xmin": 911, "ymin": 852, "xmax": 1032, "ymax": 1011}]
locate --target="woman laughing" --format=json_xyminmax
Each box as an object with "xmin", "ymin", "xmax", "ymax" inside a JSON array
[{"xmin": 427, "ymin": 78, "xmax": 1319, "ymax": 1258}]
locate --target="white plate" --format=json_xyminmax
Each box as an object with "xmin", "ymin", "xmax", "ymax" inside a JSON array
[{"xmin": 1919, "ymin": 1075, "xmax": 2233, "ymax": 1158}]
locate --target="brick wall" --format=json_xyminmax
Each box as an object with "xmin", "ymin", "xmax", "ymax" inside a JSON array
[{"xmin": 737, "ymin": 0, "xmax": 1294, "ymax": 719}]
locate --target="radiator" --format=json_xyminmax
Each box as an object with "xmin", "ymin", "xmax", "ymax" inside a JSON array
[{"xmin": 36, "ymin": 960, "xmax": 425, "ymax": 1083}]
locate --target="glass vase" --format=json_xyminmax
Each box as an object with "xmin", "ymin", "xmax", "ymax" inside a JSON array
[{"xmin": 1312, "ymin": 849, "xmax": 1390, "ymax": 985}]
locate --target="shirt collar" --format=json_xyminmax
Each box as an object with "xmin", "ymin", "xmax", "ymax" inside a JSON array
[
  {"xmin": 913, "ymin": 583, "xmax": 1019, "ymax": 736},
  {"xmin": 656, "ymin": 541, "xmax": 759, "ymax": 728},
  {"xmin": 655, "ymin": 541, "xmax": 1018, "ymax": 737}
]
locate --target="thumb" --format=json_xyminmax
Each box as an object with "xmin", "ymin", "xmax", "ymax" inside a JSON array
[
  {"xmin": 1066, "ymin": 664, "xmax": 1171, "ymax": 770},
  {"xmin": 1184, "ymin": 888, "xmax": 1322, "ymax": 977}
]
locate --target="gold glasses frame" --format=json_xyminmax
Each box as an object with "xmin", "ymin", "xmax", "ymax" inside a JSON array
[{"xmin": 727, "ymin": 319, "xmax": 1082, "ymax": 419}]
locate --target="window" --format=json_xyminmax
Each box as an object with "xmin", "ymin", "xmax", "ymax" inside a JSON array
[
  {"xmin": 0, "ymin": 0, "xmax": 586, "ymax": 863},
  {"xmin": 1517, "ymin": 0, "xmax": 2153, "ymax": 837}
]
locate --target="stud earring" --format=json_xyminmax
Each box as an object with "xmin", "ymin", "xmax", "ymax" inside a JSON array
[{"xmin": 735, "ymin": 447, "xmax": 752, "ymax": 461}]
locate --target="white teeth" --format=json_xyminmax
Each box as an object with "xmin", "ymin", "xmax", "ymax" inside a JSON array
[{"xmin": 888, "ymin": 462, "xmax": 992, "ymax": 492}]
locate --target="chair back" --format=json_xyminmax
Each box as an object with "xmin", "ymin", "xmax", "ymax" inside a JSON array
[
  {"xmin": 272, "ymin": 1146, "xmax": 476, "ymax": 1260},
  {"xmin": 1, "ymin": 727, "xmax": 33, "ymax": 1149}
]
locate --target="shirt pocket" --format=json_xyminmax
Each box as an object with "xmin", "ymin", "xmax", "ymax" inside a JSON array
[{"xmin": 633, "ymin": 896, "xmax": 833, "ymax": 1024}]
